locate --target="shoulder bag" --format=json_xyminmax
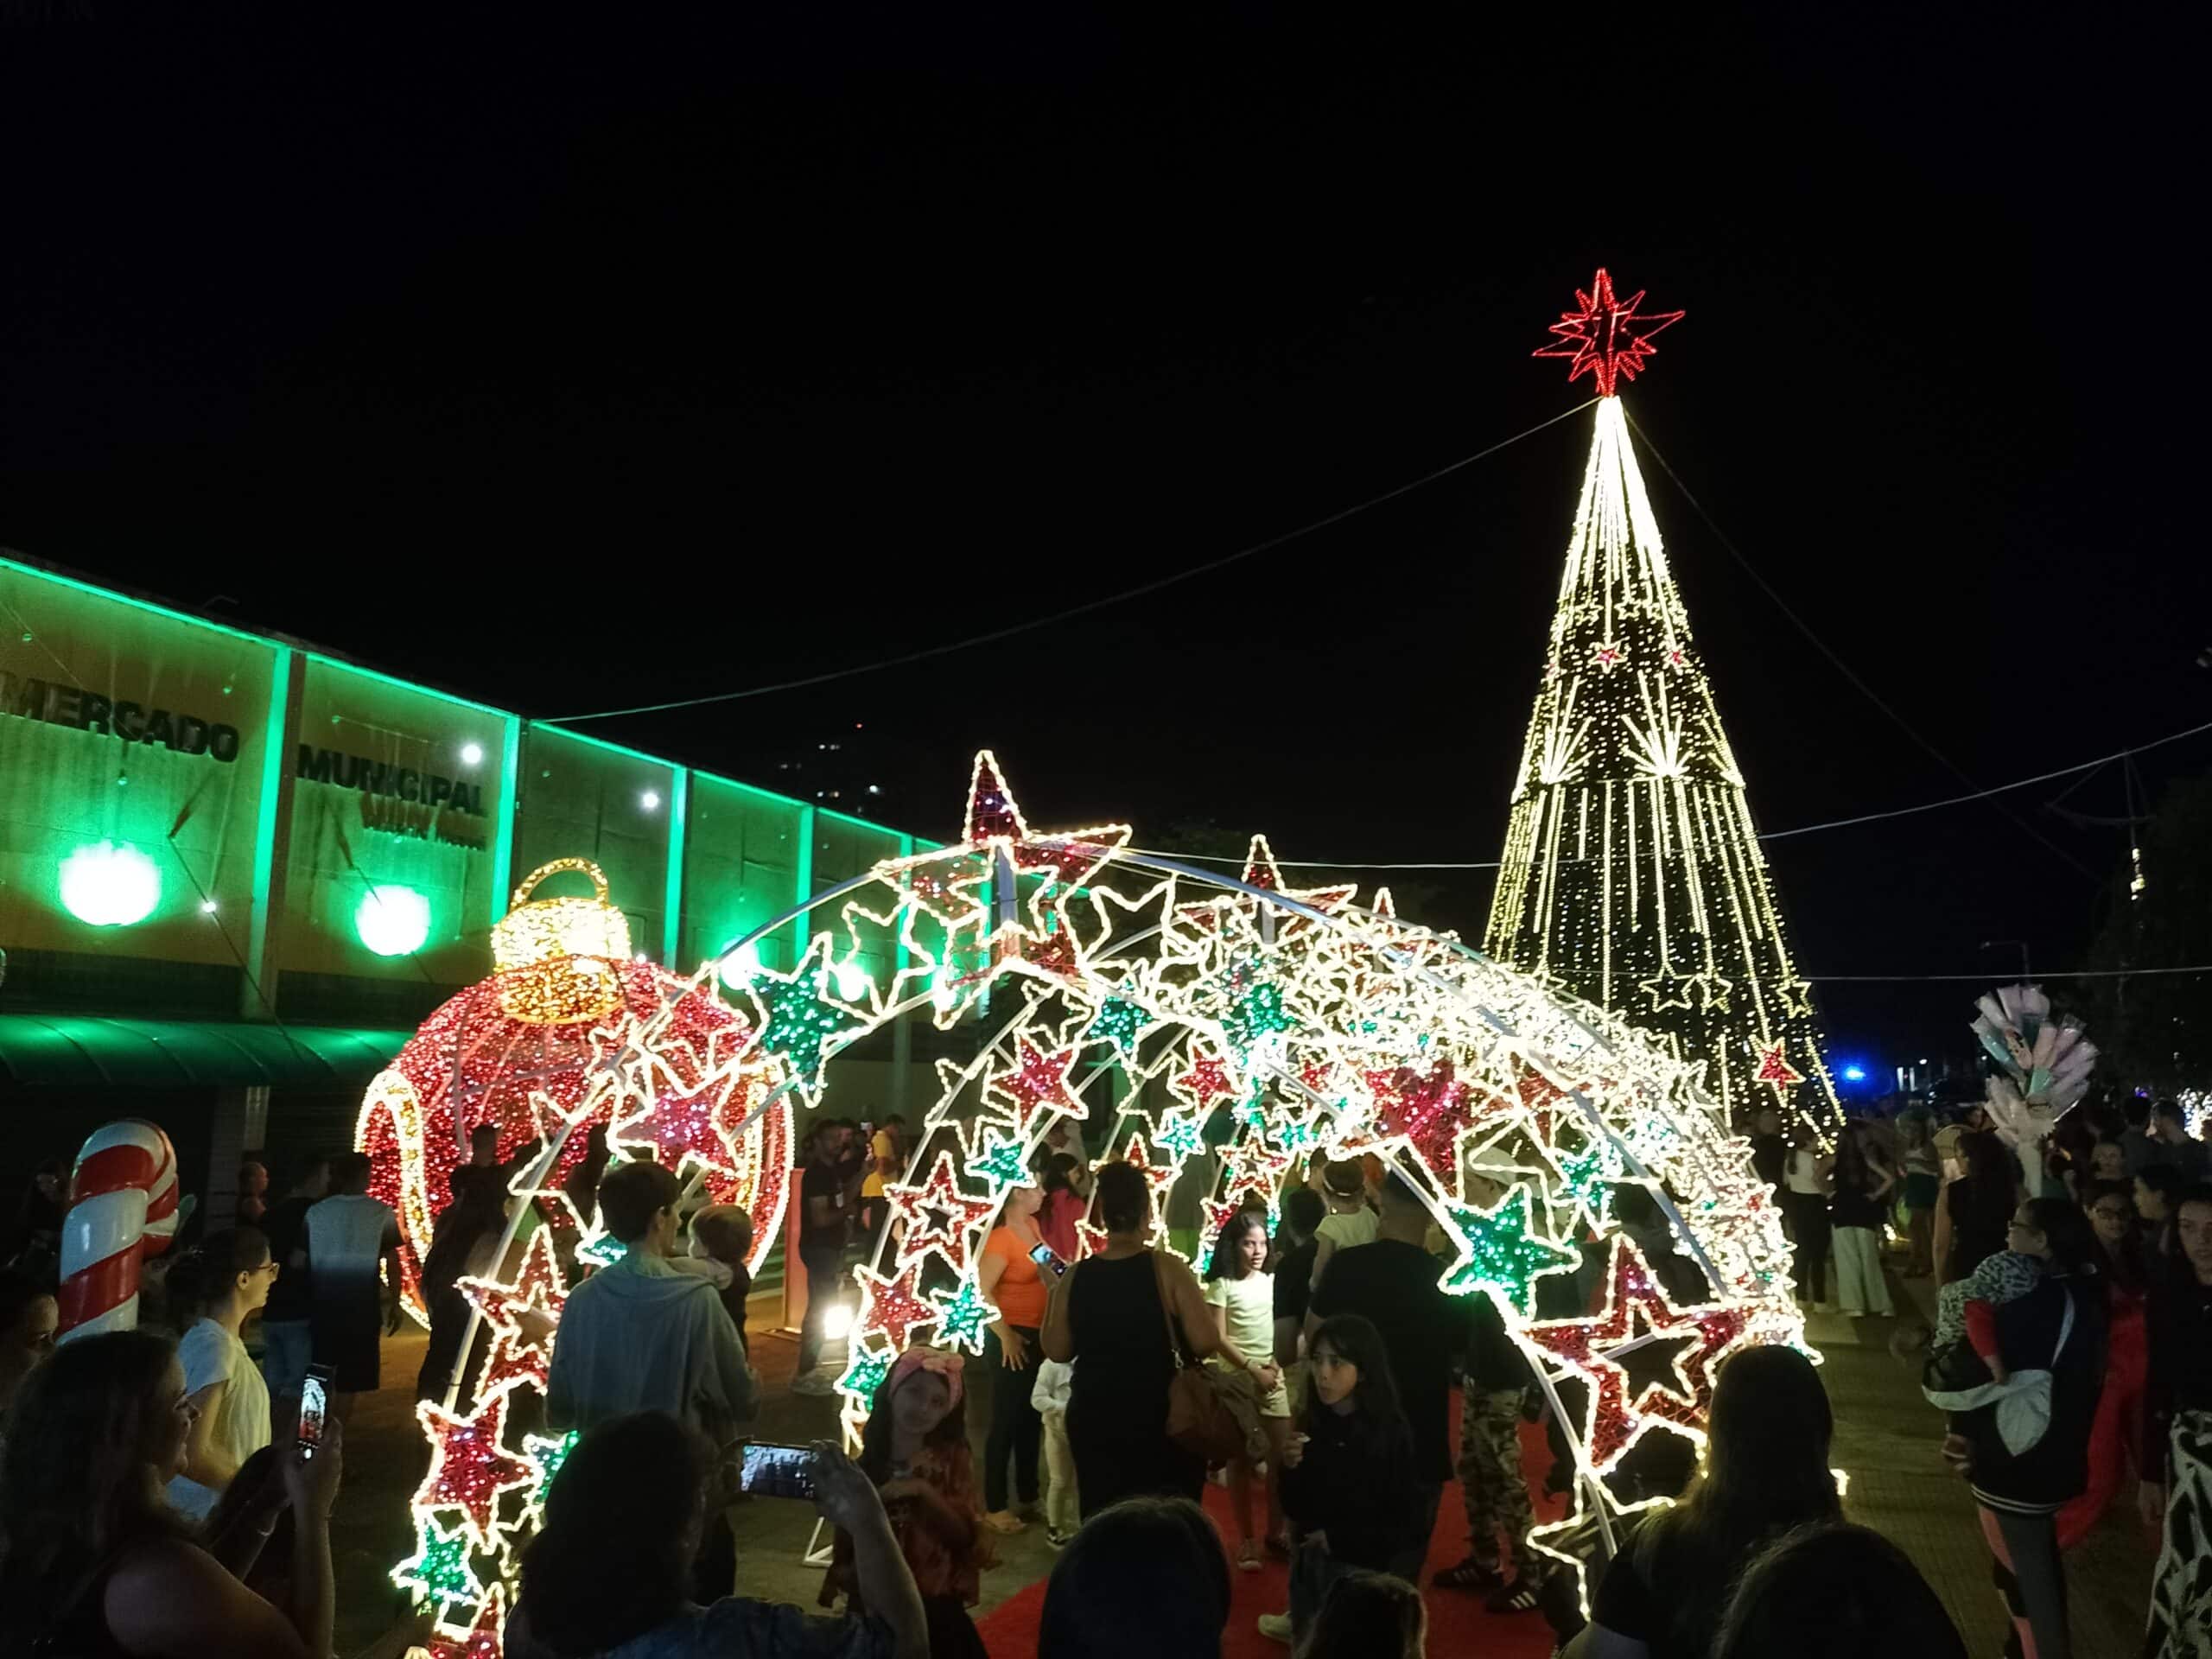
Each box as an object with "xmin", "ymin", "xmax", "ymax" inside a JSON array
[{"xmin": 1153, "ymin": 1251, "xmax": 1245, "ymax": 1464}]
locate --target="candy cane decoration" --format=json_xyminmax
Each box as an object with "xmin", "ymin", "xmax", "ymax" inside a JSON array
[{"xmin": 57, "ymin": 1119, "xmax": 181, "ymax": 1344}]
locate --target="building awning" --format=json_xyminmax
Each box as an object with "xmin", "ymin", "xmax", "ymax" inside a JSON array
[{"xmin": 0, "ymin": 1015, "xmax": 411, "ymax": 1090}]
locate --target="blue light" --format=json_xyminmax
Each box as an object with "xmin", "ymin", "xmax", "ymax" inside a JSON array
[{"xmin": 1840, "ymin": 1065, "xmax": 1867, "ymax": 1083}]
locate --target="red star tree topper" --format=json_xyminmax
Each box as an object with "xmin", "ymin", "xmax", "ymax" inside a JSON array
[{"xmin": 1534, "ymin": 268, "xmax": 1684, "ymax": 397}]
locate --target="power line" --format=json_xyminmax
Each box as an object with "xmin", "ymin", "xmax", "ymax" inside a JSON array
[
  {"xmin": 1128, "ymin": 711, "xmax": 2212, "ymax": 871},
  {"xmin": 1621, "ymin": 409, "xmax": 2101, "ymax": 883},
  {"xmin": 538, "ymin": 398, "xmax": 1598, "ymax": 725}
]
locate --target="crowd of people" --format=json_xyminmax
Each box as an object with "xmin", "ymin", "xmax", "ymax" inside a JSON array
[{"xmin": 12, "ymin": 1086, "xmax": 2212, "ymax": 1657}]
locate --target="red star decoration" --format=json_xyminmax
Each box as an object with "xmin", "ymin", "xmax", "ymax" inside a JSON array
[
  {"xmin": 1754, "ymin": 1041, "xmax": 1805, "ymax": 1091},
  {"xmin": 427, "ymin": 1586, "xmax": 506, "ymax": 1659},
  {"xmin": 1520, "ymin": 1237, "xmax": 1751, "ymax": 1471},
  {"xmin": 1509, "ymin": 1065, "xmax": 1575, "ymax": 1147},
  {"xmin": 1365, "ymin": 1062, "xmax": 1480, "ymax": 1184},
  {"xmin": 459, "ymin": 1230, "xmax": 569, "ymax": 1398},
  {"xmin": 855, "ymin": 1262, "xmax": 946, "ymax": 1351},
  {"xmin": 413, "ymin": 1390, "xmax": 537, "ymax": 1551},
  {"xmin": 1172, "ymin": 1053, "xmax": 1237, "ymax": 1112},
  {"xmin": 1534, "ymin": 268, "xmax": 1684, "ymax": 397},
  {"xmin": 989, "ymin": 1039, "xmax": 1088, "ymax": 1134},
  {"xmin": 883, "ymin": 1151, "xmax": 1001, "ymax": 1273},
  {"xmin": 1116, "ymin": 1133, "xmax": 1181, "ymax": 1211},
  {"xmin": 610, "ymin": 1071, "xmax": 746, "ymax": 1178},
  {"xmin": 1593, "ymin": 642, "xmax": 1622, "ymax": 669},
  {"xmin": 1667, "ymin": 647, "xmax": 1687, "ymax": 668},
  {"xmin": 963, "ymin": 750, "xmax": 1028, "ymax": 842},
  {"xmin": 1222, "ymin": 1131, "xmax": 1293, "ymax": 1195}
]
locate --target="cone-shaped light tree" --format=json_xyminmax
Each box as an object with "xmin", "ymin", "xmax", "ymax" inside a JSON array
[{"xmin": 1484, "ymin": 271, "xmax": 1840, "ymax": 1138}]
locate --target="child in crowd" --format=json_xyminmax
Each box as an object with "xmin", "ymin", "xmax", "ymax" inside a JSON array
[
  {"xmin": 1264, "ymin": 1313, "xmax": 1421, "ymax": 1647},
  {"xmin": 1307, "ymin": 1159, "xmax": 1379, "ymax": 1292},
  {"xmin": 684, "ymin": 1205, "xmax": 755, "ymax": 1356},
  {"xmin": 1302, "ymin": 1569, "xmax": 1427, "ymax": 1658},
  {"xmin": 1933, "ymin": 1241, "xmax": 2044, "ymax": 1371},
  {"xmin": 1205, "ymin": 1208, "xmax": 1293, "ymax": 1571},
  {"xmin": 1031, "ymin": 1356, "xmax": 1079, "ymax": 1548},
  {"xmin": 823, "ymin": 1347, "xmax": 993, "ymax": 1659}
]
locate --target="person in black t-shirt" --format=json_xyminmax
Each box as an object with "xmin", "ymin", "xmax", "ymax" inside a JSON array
[
  {"xmin": 1272, "ymin": 1187, "xmax": 1325, "ymax": 1361},
  {"xmin": 1305, "ymin": 1169, "xmax": 1471, "ymax": 1582},
  {"xmin": 792, "ymin": 1125, "xmax": 853, "ymax": 1394},
  {"xmin": 1580, "ymin": 1344, "xmax": 1840, "ymax": 1659},
  {"xmin": 256, "ymin": 1153, "xmax": 331, "ymax": 1405}
]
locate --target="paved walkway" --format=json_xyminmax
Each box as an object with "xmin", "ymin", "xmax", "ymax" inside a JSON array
[
  {"xmin": 1810, "ymin": 1277, "xmax": 2150, "ymax": 1656},
  {"xmin": 332, "ymin": 1281, "xmax": 2158, "ymax": 1655}
]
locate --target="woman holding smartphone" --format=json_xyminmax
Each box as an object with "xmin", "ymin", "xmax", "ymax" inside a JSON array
[{"xmin": 978, "ymin": 1183, "xmax": 1052, "ymax": 1535}]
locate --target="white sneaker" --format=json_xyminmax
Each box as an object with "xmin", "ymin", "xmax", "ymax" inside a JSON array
[
  {"xmin": 1257, "ymin": 1613, "xmax": 1293, "ymax": 1645},
  {"xmin": 791, "ymin": 1372, "xmax": 838, "ymax": 1396}
]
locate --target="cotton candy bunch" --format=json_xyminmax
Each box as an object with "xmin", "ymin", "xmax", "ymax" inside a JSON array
[{"xmin": 1972, "ymin": 983, "xmax": 2097, "ymax": 1150}]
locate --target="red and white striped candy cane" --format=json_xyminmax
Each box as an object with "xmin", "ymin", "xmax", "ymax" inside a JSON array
[{"xmin": 57, "ymin": 1119, "xmax": 181, "ymax": 1344}]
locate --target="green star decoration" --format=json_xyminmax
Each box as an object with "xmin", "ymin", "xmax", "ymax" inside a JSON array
[
  {"xmin": 1275, "ymin": 1115, "xmax": 1319, "ymax": 1154},
  {"xmin": 1440, "ymin": 1185, "xmax": 1578, "ymax": 1315},
  {"xmin": 391, "ymin": 1516, "xmax": 483, "ymax": 1613},
  {"xmin": 936, "ymin": 1279, "xmax": 999, "ymax": 1355},
  {"xmin": 1222, "ymin": 977, "xmax": 1293, "ymax": 1055},
  {"xmin": 575, "ymin": 1233, "xmax": 625, "ymax": 1269},
  {"xmin": 837, "ymin": 1345, "xmax": 894, "ymax": 1408},
  {"xmin": 524, "ymin": 1429, "xmax": 580, "ymax": 1511},
  {"xmin": 1556, "ymin": 1138, "xmax": 1622, "ymax": 1224},
  {"xmin": 751, "ymin": 951, "xmax": 874, "ymax": 1085},
  {"xmin": 1086, "ymin": 995, "xmax": 1153, "ymax": 1053},
  {"xmin": 969, "ymin": 1127, "xmax": 1032, "ymax": 1192},
  {"xmin": 1154, "ymin": 1109, "xmax": 1205, "ymax": 1162}
]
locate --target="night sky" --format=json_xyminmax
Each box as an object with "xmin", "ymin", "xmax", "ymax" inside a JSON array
[{"xmin": 3, "ymin": 8, "xmax": 2201, "ymax": 1072}]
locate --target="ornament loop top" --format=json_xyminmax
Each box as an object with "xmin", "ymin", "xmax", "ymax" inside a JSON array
[{"xmin": 493, "ymin": 858, "xmax": 632, "ymax": 1024}]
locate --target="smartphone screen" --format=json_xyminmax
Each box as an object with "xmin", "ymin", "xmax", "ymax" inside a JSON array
[
  {"xmin": 1028, "ymin": 1241, "xmax": 1066, "ymax": 1277},
  {"xmin": 299, "ymin": 1365, "xmax": 332, "ymax": 1459},
  {"xmin": 738, "ymin": 1441, "xmax": 817, "ymax": 1499}
]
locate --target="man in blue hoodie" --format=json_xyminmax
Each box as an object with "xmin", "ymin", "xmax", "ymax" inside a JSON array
[{"xmin": 546, "ymin": 1159, "xmax": 758, "ymax": 1440}]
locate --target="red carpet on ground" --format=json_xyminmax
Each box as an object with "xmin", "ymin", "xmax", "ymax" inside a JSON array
[{"xmin": 976, "ymin": 1412, "xmax": 1564, "ymax": 1657}]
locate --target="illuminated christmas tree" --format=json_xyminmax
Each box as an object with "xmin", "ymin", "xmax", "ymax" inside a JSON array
[{"xmin": 1485, "ymin": 271, "xmax": 1840, "ymax": 1137}]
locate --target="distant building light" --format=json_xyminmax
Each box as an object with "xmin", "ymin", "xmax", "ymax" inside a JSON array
[
  {"xmin": 460, "ymin": 741, "xmax": 485, "ymax": 766},
  {"xmin": 640, "ymin": 790, "xmax": 662, "ymax": 811}
]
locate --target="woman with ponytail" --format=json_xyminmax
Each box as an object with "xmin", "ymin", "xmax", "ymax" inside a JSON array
[{"xmin": 162, "ymin": 1227, "xmax": 279, "ymax": 1521}]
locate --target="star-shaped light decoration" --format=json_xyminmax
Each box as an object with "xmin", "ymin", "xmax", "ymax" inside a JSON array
[
  {"xmin": 883, "ymin": 1150, "xmax": 1001, "ymax": 1274},
  {"xmin": 424, "ymin": 1585, "xmax": 507, "ymax": 1659},
  {"xmin": 936, "ymin": 1278, "xmax": 999, "ymax": 1355},
  {"xmin": 518, "ymin": 1428, "xmax": 580, "ymax": 1529},
  {"xmin": 1534, "ymin": 268, "xmax": 1684, "ymax": 397},
  {"xmin": 1753, "ymin": 1039, "xmax": 1805, "ymax": 1094},
  {"xmin": 1592, "ymin": 641, "xmax": 1623, "ymax": 671},
  {"xmin": 837, "ymin": 1344, "xmax": 895, "ymax": 1409},
  {"xmin": 1116, "ymin": 1131, "xmax": 1182, "ymax": 1215},
  {"xmin": 741, "ymin": 937, "xmax": 877, "ymax": 1091},
  {"xmin": 1638, "ymin": 967, "xmax": 1698, "ymax": 1014},
  {"xmin": 1520, "ymin": 1236, "xmax": 1751, "ymax": 1472},
  {"xmin": 966, "ymin": 1124, "xmax": 1034, "ymax": 1193},
  {"xmin": 1154, "ymin": 1108, "xmax": 1207, "ymax": 1162},
  {"xmin": 1171, "ymin": 1052, "xmax": 1238, "ymax": 1113},
  {"xmin": 988, "ymin": 1038, "xmax": 1088, "ymax": 1137},
  {"xmin": 854, "ymin": 1263, "xmax": 949, "ymax": 1351},
  {"xmin": 413, "ymin": 1390, "xmax": 537, "ymax": 1552},
  {"xmin": 459, "ymin": 1227, "xmax": 569, "ymax": 1399},
  {"xmin": 1085, "ymin": 993, "xmax": 1154, "ymax": 1054},
  {"xmin": 1365, "ymin": 1061, "xmax": 1481, "ymax": 1185},
  {"xmin": 608, "ymin": 1066, "xmax": 749, "ymax": 1179},
  {"xmin": 1439, "ymin": 1183, "xmax": 1579, "ymax": 1315},
  {"xmin": 391, "ymin": 1514, "xmax": 485, "ymax": 1618}
]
